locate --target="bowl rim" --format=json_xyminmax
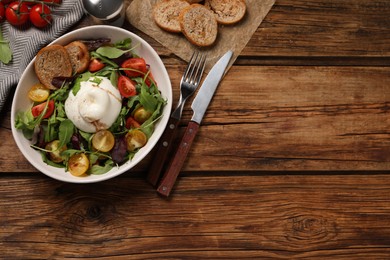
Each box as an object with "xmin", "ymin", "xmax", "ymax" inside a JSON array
[{"xmin": 11, "ymin": 25, "xmax": 172, "ymax": 183}]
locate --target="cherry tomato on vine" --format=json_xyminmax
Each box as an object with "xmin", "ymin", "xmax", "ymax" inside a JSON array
[
  {"xmin": 5, "ymin": 1, "xmax": 29, "ymax": 26},
  {"xmin": 0, "ymin": 3, "xmax": 5, "ymax": 23},
  {"xmin": 29, "ymin": 4, "xmax": 52, "ymax": 28}
]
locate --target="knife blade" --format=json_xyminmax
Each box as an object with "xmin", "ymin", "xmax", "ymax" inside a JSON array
[{"xmin": 157, "ymin": 50, "xmax": 233, "ymax": 197}]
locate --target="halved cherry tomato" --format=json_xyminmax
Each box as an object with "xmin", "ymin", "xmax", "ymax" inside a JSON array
[
  {"xmin": 88, "ymin": 58, "xmax": 105, "ymax": 72},
  {"xmin": 92, "ymin": 130, "xmax": 115, "ymax": 152},
  {"xmin": 31, "ymin": 100, "xmax": 55, "ymax": 119},
  {"xmin": 121, "ymin": 58, "xmax": 147, "ymax": 77},
  {"xmin": 125, "ymin": 116, "xmax": 141, "ymax": 129},
  {"xmin": 125, "ymin": 129, "xmax": 147, "ymax": 152},
  {"xmin": 6, "ymin": 1, "xmax": 29, "ymax": 26},
  {"xmin": 45, "ymin": 140, "xmax": 67, "ymax": 163},
  {"xmin": 133, "ymin": 106, "xmax": 152, "ymax": 123},
  {"xmin": 68, "ymin": 153, "xmax": 89, "ymax": 177},
  {"xmin": 28, "ymin": 83, "xmax": 50, "ymax": 102},
  {"xmin": 118, "ymin": 75, "xmax": 137, "ymax": 97},
  {"xmin": 29, "ymin": 4, "xmax": 52, "ymax": 28}
]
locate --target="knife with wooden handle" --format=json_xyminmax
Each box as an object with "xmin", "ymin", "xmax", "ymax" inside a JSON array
[
  {"xmin": 157, "ymin": 50, "xmax": 233, "ymax": 197},
  {"xmin": 146, "ymin": 116, "xmax": 179, "ymax": 186}
]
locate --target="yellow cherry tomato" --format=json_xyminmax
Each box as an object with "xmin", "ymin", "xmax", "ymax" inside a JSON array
[
  {"xmin": 92, "ymin": 130, "xmax": 115, "ymax": 152},
  {"xmin": 125, "ymin": 129, "xmax": 147, "ymax": 152},
  {"xmin": 68, "ymin": 153, "xmax": 90, "ymax": 177},
  {"xmin": 28, "ymin": 83, "xmax": 50, "ymax": 102},
  {"xmin": 45, "ymin": 140, "xmax": 67, "ymax": 163},
  {"xmin": 133, "ymin": 106, "xmax": 152, "ymax": 124}
]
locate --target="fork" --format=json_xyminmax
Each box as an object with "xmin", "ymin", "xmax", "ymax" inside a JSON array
[{"xmin": 146, "ymin": 51, "xmax": 206, "ymax": 186}]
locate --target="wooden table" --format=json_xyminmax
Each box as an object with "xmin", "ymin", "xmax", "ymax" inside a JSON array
[{"xmin": 1, "ymin": 0, "xmax": 390, "ymax": 258}]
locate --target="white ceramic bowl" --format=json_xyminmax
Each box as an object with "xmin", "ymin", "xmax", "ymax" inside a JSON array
[{"xmin": 11, "ymin": 25, "xmax": 172, "ymax": 183}]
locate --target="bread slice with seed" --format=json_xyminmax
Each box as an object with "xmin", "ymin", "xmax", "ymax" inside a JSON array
[
  {"xmin": 34, "ymin": 45, "xmax": 73, "ymax": 90},
  {"xmin": 64, "ymin": 41, "xmax": 90, "ymax": 74},
  {"xmin": 179, "ymin": 4, "xmax": 218, "ymax": 47},
  {"xmin": 204, "ymin": 0, "xmax": 246, "ymax": 25},
  {"xmin": 153, "ymin": 0, "xmax": 190, "ymax": 33}
]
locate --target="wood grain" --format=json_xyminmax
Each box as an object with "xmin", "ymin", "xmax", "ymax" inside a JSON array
[
  {"xmin": 1, "ymin": 0, "xmax": 390, "ymax": 258},
  {"xmin": 1, "ymin": 175, "xmax": 390, "ymax": 258}
]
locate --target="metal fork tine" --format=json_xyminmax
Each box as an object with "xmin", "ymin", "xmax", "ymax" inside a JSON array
[
  {"xmin": 183, "ymin": 51, "xmax": 198, "ymax": 82},
  {"xmin": 188, "ymin": 53, "xmax": 204, "ymax": 85},
  {"xmin": 192, "ymin": 54, "xmax": 206, "ymax": 86}
]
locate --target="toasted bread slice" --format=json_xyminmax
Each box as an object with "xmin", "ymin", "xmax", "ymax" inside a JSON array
[
  {"xmin": 65, "ymin": 41, "xmax": 90, "ymax": 74},
  {"xmin": 204, "ymin": 0, "xmax": 246, "ymax": 25},
  {"xmin": 34, "ymin": 45, "xmax": 73, "ymax": 90},
  {"xmin": 185, "ymin": 0, "xmax": 203, "ymax": 3},
  {"xmin": 179, "ymin": 4, "xmax": 218, "ymax": 47},
  {"xmin": 153, "ymin": 0, "xmax": 190, "ymax": 33}
]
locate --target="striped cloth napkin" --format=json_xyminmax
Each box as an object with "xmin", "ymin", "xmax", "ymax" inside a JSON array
[{"xmin": 0, "ymin": 0, "xmax": 84, "ymax": 112}]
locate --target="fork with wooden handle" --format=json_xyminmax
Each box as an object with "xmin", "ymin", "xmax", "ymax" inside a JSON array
[{"xmin": 146, "ymin": 52, "xmax": 206, "ymax": 186}]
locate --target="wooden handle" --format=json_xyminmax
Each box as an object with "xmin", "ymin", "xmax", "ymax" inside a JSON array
[
  {"xmin": 157, "ymin": 121, "xmax": 200, "ymax": 197},
  {"xmin": 146, "ymin": 117, "xmax": 180, "ymax": 187}
]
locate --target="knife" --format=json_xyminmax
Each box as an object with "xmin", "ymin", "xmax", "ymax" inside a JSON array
[{"xmin": 157, "ymin": 50, "xmax": 233, "ymax": 197}]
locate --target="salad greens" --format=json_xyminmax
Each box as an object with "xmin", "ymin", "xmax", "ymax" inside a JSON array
[
  {"xmin": 15, "ymin": 37, "xmax": 166, "ymax": 176},
  {"xmin": 0, "ymin": 27, "xmax": 12, "ymax": 64}
]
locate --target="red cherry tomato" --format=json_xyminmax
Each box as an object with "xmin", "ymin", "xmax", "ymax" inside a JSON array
[
  {"xmin": 88, "ymin": 58, "xmax": 105, "ymax": 72},
  {"xmin": 6, "ymin": 1, "xmax": 29, "ymax": 26},
  {"xmin": 126, "ymin": 116, "xmax": 141, "ymax": 129},
  {"xmin": 118, "ymin": 75, "xmax": 137, "ymax": 97},
  {"xmin": 121, "ymin": 58, "xmax": 148, "ymax": 77},
  {"xmin": 0, "ymin": 3, "xmax": 5, "ymax": 23},
  {"xmin": 31, "ymin": 100, "xmax": 55, "ymax": 119},
  {"xmin": 29, "ymin": 4, "xmax": 52, "ymax": 28}
]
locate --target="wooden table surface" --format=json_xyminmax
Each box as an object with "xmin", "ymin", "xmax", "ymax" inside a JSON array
[{"xmin": 1, "ymin": 0, "xmax": 390, "ymax": 258}]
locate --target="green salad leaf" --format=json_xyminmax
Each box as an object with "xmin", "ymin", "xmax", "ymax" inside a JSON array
[
  {"xmin": 58, "ymin": 119, "xmax": 74, "ymax": 149},
  {"xmin": 0, "ymin": 27, "xmax": 12, "ymax": 64}
]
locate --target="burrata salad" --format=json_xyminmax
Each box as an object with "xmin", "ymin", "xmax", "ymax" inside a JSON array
[{"xmin": 14, "ymin": 38, "xmax": 166, "ymax": 177}]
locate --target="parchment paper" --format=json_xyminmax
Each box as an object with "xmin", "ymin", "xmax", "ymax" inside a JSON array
[{"xmin": 126, "ymin": 0, "xmax": 275, "ymax": 72}]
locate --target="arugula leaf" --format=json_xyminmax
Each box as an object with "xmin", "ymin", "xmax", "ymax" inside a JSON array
[
  {"xmin": 139, "ymin": 84, "xmax": 158, "ymax": 112},
  {"xmin": 96, "ymin": 46, "xmax": 129, "ymax": 59},
  {"xmin": 110, "ymin": 70, "xmax": 119, "ymax": 87},
  {"xmin": 115, "ymin": 38, "xmax": 132, "ymax": 49},
  {"xmin": 109, "ymin": 106, "xmax": 129, "ymax": 133},
  {"xmin": 91, "ymin": 51, "xmax": 118, "ymax": 68},
  {"xmin": 45, "ymin": 113, "xmax": 59, "ymax": 142},
  {"xmin": 58, "ymin": 119, "xmax": 74, "ymax": 149},
  {"xmin": 89, "ymin": 160, "xmax": 114, "ymax": 175},
  {"xmin": 96, "ymin": 38, "xmax": 137, "ymax": 59},
  {"xmin": 40, "ymin": 151, "xmax": 65, "ymax": 168},
  {"xmin": 0, "ymin": 27, "xmax": 12, "ymax": 64},
  {"xmin": 141, "ymin": 102, "xmax": 163, "ymax": 138}
]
